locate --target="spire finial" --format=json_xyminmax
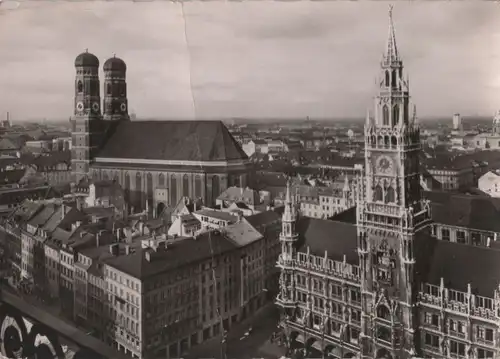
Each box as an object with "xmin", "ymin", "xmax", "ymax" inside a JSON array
[{"xmin": 385, "ymin": 4, "xmax": 398, "ymax": 62}]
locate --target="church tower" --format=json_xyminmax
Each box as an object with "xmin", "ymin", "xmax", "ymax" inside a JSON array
[
  {"xmin": 492, "ymin": 110, "xmax": 500, "ymax": 135},
  {"xmin": 357, "ymin": 7, "xmax": 431, "ymax": 359},
  {"xmin": 277, "ymin": 178, "xmax": 299, "ymax": 310},
  {"xmin": 103, "ymin": 56, "xmax": 129, "ymax": 121},
  {"xmin": 71, "ymin": 50, "xmax": 103, "ymax": 183}
]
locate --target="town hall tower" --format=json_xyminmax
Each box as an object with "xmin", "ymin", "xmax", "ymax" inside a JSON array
[{"xmin": 357, "ymin": 6, "xmax": 432, "ymax": 359}]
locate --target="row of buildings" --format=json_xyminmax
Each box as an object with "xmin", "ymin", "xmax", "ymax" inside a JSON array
[{"xmin": 1, "ymin": 185, "xmax": 283, "ymax": 358}]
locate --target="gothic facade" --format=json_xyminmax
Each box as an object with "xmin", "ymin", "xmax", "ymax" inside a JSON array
[
  {"xmin": 70, "ymin": 53, "xmax": 252, "ymax": 211},
  {"xmin": 276, "ymin": 8, "xmax": 500, "ymax": 359}
]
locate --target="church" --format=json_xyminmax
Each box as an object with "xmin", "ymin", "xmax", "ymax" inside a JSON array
[
  {"xmin": 276, "ymin": 8, "xmax": 500, "ymax": 359},
  {"xmin": 70, "ymin": 53, "xmax": 252, "ymax": 213}
]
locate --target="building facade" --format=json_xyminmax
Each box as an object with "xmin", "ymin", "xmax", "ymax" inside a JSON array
[
  {"xmin": 276, "ymin": 8, "xmax": 500, "ymax": 359},
  {"xmin": 70, "ymin": 53, "xmax": 253, "ymax": 211}
]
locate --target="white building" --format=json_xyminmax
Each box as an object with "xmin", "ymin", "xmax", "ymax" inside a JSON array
[{"xmin": 478, "ymin": 170, "xmax": 500, "ymax": 197}]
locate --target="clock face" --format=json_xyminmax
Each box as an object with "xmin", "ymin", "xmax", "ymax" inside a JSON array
[
  {"xmin": 76, "ymin": 102, "xmax": 84, "ymax": 112},
  {"xmin": 120, "ymin": 103, "xmax": 127, "ymax": 112},
  {"xmin": 92, "ymin": 102, "xmax": 100, "ymax": 112},
  {"xmin": 377, "ymin": 156, "xmax": 394, "ymax": 174}
]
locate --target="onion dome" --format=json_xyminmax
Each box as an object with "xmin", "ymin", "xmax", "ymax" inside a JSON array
[
  {"xmin": 103, "ymin": 55, "xmax": 127, "ymax": 72},
  {"xmin": 74, "ymin": 50, "xmax": 99, "ymax": 68}
]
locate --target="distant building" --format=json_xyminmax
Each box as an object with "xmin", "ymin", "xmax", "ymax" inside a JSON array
[
  {"xmin": 478, "ymin": 170, "xmax": 500, "ymax": 197},
  {"xmin": 452, "ymin": 113, "xmax": 462, "ymax": 131}
]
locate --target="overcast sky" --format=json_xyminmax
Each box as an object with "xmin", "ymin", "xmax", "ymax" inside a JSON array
[{"xmin": 0, "ymin": 1, "xmax": 499, "ymax": 121}]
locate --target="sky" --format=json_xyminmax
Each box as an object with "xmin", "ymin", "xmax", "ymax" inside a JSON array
[{"xmin": 0, "ymin": 1, "xmax": 500, "ymax": 121}]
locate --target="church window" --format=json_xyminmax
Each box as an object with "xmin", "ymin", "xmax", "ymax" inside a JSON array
[
  {"xmin": 194, "ymin": 175, "xmax": 202, "ymax": 200},
  {"xmin": 382, "ymin": 106, "xmax": 389, "ymax": 126},
  {"xmin": 385, "ymin": 71, "xmax": 390, "ymax": 87},
  {"xmin": 170, "ymin": 175, "xmax": 177, "ymax": 206},
  {"xmin": 146, "ymin": 173, "xmax": 153, "ymax": 201},
  {"xmin": 392, "ymin": 105, "xmax": 399, "ymax": 126},
  {"xmin": 391, "ymin": 136, "xmax": 397, "ymax": 148},
  {"xmin": 211, "ymin": 176, "xmax": 220, "ymax": 205},
  {"xmin": 135, "ymin": 172, "xmax": 142, "ymax": 207},
  {"xmin": 385, "ymin": 186, "xmax": 395, "ymax": 203},
  {"xmin": 374, "ymin": 185, "xmax": 383, "ymax": 202},
  {"xmin": 182, "ymin": 174, "xmax": 189, "ymax": 197},
  {"xmin": 107, "ymin": 83, "xmax": 112, "ymax": 95},
  {"xmin": 376, "ymin": 326, "xmax": 391, "ymax": 343},
  {"xmin": 391, "ymin": 69, "xmax": 397, "ymax": 88},
  {"xmin": 158, "ymin": 173, "xmax": 165, "ymax": 188},
  {"xmin": 77, "ymin": 81, "xmax": 83, "ymax": 93}
]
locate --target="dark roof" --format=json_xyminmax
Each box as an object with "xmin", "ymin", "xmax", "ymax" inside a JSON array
[
  {"xmin": 425, "ymin": 190, "xmax": 500, "ymax": 232},
  {"xmin": 296, "ymin": 217, "xmax": 358, "ymax": 264},
  {"xmin": 103, "ymin": 56, "xmax": 127, "ymax": 72},
  {"xmin": 96, "ymin": 121, "xmax": 248, "ymax": 162},
  {"xmin": 0, "ymin": 169, "xmax": 25, "ymax": 185},
  {"xmin": 103, "ymin": 231, "xmax": 238, "ymax": 279},
  {"xmin": 414, "ymin": 234, "xmax": 500, "ymax": 297},
  {"xmin": 33, "ymin": 151, "xmax": 71, "ymax": 169},
  {"xmin": 74, "ymin": 51, "xmax": 99, "ymax": 68}
]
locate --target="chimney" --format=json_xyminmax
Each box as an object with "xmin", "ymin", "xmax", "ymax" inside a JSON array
[
  {"xmin": 237, "ymin": 212, "xmax": 243, "ymax": 222},
  {"xmin": 115, "ymin": 228, "xmax": 120, "ymax": 241},
  {"xmin": 61, "ymin": 204, "xmax": 66, "ymax": 220},
  {"xmin": 96, "ymin": 232, "xmax": 100, "ymax": 247},
  {"xmin": 125, "ymin": 245, "xmax": 130, "ymax": 255}
]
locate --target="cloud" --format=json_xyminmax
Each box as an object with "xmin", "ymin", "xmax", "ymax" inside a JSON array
[{"xmin": 0, "ymin": 1, "xmax": 499, "ymax": 121}]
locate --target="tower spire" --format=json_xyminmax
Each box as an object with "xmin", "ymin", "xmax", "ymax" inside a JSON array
[{"xmin": 385, "ymin": 5, "xmax": 399, "ymax": 62}]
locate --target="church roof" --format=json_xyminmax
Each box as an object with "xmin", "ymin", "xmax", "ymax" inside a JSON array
[{"xmin": 96, "ymin": 120, "xmax": 248, "ymax": 162}]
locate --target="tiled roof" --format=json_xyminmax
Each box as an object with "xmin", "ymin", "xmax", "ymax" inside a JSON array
[
  {"xmin": 224, "ymin": 219, "xmax": 263, "ymax": 247},
  {"xmin": 217, "ymin": 186, "xmax": 260, "ymax": 205},
  {"xmin": 425, "ymin": 191, "xmax": 500, "ymax": 232},
  {"xmin": 194, "ymin": 208, "xmax": 237, "ymax": 222},
  {"xmin": 414, "ymin": 234, "xmax": 500, "ymax": 297},
  {"xmin": 296, "ymin": 217, "xmax": 358, "ymax": 264},
  {"xmin": 96, "ymin": 121, "xmax": 248, "ymax": 162},
  {"xmin": 103, "ymin": 231, "xmax": 238, "ymax": 279}
]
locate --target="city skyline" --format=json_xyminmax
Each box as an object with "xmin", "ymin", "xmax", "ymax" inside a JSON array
[{"xmin": 0, "ymin": 1, "xmax": 499, "ymax": 121}]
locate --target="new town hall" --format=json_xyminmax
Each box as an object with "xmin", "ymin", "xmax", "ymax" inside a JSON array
[
  {"xmin": 276, "ymin": 9, "xmax": 500, "ymax": 359},
  {"xmin": 70, "ymin": 52, "xmax": 252, "ymax": 212}
]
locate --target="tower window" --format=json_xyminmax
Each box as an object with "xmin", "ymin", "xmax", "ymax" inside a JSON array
[
  {"xmin": 374, "ymin": 185, "xmax": 383, "ymax": 202},
  {"xmin": 392, "ymin": 105, "xmax": 399, "ymax": 127},
  {"xmin": 385, "ymin": 186, "xmax": 395, "ymax": 203},
  {"xmin": 77, "ymin": 81, "xmax": 83, "ymax": 93},
  {"xmin": 107, "ymin": 83, "xmax": 112, "ymax": 95},
  {"xmin": 382, "ymin": 106, "xmax": 389, "ymax": 126},
  {"xmin": 391, "ymin": 69, "xmax": 397, "ymax": 88},
  {"xmin": 385, "ymin": 71, "xmax": 390, "ymax": 87}
]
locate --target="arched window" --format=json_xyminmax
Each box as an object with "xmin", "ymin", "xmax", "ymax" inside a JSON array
[
  {"xmin": 170, "ymin": 175, "xmax": 177, "ymax": 206},
  {"xmin": 183, "ymin": 174, "xmax": 189, "ymax": 197},
  {"xmin": 391, "ymin": 69, "xmax": 397, "ymax": 88},
  {"xmin": 135, "ymin": 172, "xmax": 142, "ymax": 208},
  {"xmin": 158, "ymin": 173, "xmax": 165, "ymax": 188},
  {"xmin": 374, "ymin": 185, "xmax": 383, "ymax": 202},
  {"xmin": 77, "ymin": 81, "xmax": 83, "ymax": 93},
  {"xmin": 385, "ymin": 71, "xmax": 390, "ymax": 87},
  {"xmin": 146, "ymin": 173, "xmax": 153, "ymax": 201},
  {"xmin": 212, "ymin": 175, "xmax": 220, "ymax": 205},
  {"xmin": 106, "ymin": 83, "xmax": 112, "ymax": 95},
  {"xmin": 194, "ymin": 175, "xmax": 202, "ymax": 200},
  {"xmin": 385, "ymin": 186, "xmax": 395, "ymax": 203},
  {"xmin": 391, "ymin": 136, "xmax": 397, "ymax": 148},
  {"xmin": 392, "ymin": 105, "xmax": 399, "ymax": 127},
  {"xmin": 382, "ymin": 106, "xmax": 389, "ymax": 126}
]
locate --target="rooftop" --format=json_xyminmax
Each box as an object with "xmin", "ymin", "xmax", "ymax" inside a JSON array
[{"xmin": 96, "ymin": 121, "xmax": 248, "ymax": 163}]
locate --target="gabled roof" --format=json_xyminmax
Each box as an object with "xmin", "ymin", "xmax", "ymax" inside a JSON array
[
  {"xmin": 224, "ymin": 219, "xmax": 263, "ymax": 247},
  {"xmin": 96, "ymin": 120, "xmax": 248, "ymax": 162},
  {"xmin": 296, "ymin": 217, "xmax": 359, "ymax": 264},
  {"xmin": 217, "ymin": 186, "xmax": 261, "ymax": 206},
  {"xmin": 414, "ymin": 233, "xmax": 500, "ymax": 297},
  {"xmin": 425, "ymin": 190, "xmax": 500, "ymax": 232}
]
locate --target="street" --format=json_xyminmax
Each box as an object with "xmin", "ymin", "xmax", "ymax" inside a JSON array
[{"xmin": 185, "ymin": 303, "xmax": 286, "ymax": 359}]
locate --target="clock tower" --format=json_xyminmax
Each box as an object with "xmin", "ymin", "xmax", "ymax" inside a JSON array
[
  {"xmin": 356, "ymin": 7, "xmax": 431, "ymax": 359},
  {"xmin": 72, "ymin": 50, "xmax": 104, "ymax": 184}
]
